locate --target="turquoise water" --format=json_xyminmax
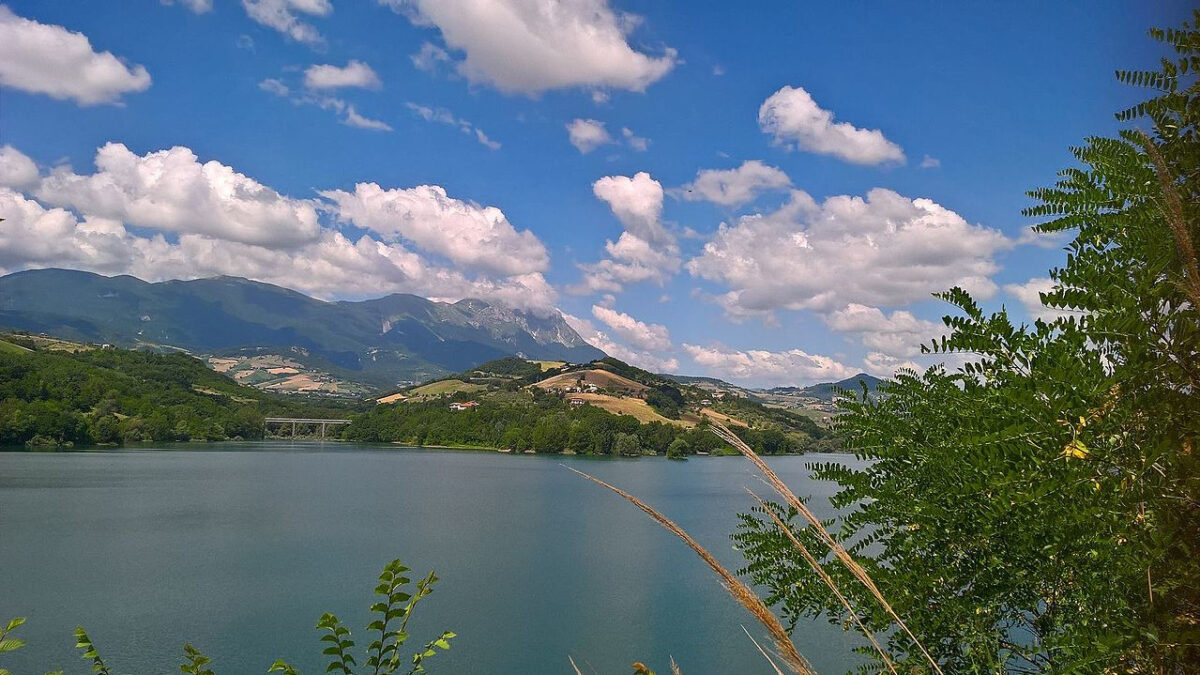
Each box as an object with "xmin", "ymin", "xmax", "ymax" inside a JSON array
[{"xmin": 0, "ymin": 444, "xmax": 865, "ymax": 674}]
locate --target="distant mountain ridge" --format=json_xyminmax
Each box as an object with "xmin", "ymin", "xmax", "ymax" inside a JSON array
[
  {"xmin": 0, "ymin": 269, "xmax": 604, "ymax": 387},
  {"xmin": 771, "ymin": 373, "xmax": 884, "ymax": 401}
]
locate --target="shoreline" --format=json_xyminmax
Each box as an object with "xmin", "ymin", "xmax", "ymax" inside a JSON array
[{"xmin": 1, "ymin": 438, "xmax": 843, "ymax": 457}]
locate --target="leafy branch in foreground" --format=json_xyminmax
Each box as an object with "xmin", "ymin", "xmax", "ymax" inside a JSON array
[
  {"xmin": 1, "ymin": 558, "xmax": 453, "ymax": 675},
  {"xmin": 735, "ymin": 11, "xmax": 1199, "ymax": 674},
  {"xmin": 0, "ymin": 618, "xmax": 30, "ymax": 675}
]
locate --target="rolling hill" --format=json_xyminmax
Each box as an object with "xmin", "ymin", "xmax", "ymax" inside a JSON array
[
  {"xmin": 0, "ymin": 269, "xmax": 604, "ymax": 389},
  {"xmin": 534, "ymin": 368, "xmax": 649, "ymax": 394},
  {"xmin": 349, "ymin": 355, "xmax": 834, "ymax": 456}
]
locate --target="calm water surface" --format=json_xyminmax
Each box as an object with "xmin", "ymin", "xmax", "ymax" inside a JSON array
[{"xmin": 0, "ymin": 443, "xmax": 865, "ymax": 674}]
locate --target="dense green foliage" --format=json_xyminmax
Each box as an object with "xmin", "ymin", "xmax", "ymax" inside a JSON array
[
  {"xmin": 0, "ymin": 339, "xmax": 356, "ymax": 447},
  {"xmin": 735, "ymin": 16, "xmax": 1199, "ymax": 673},
  {"xmin": 463, "ymin": 356, "xmax": 547, "ymax": 380},
  {"xmin": 0, "ymin": 559, "xmax": 451, "ymax": 675},
  {"xmin": 644, "ymin": 384, "xmax": 686, "ymax": 419}
]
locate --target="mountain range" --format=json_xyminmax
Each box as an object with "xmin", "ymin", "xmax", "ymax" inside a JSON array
[{"xmin": 0, "ymin": 269, "xmax": 604, "ymax": 388}]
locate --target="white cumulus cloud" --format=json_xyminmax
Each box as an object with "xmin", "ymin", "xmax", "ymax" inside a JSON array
[
  {"xmin": 574, "ymin": 172, "xmax": 681, "ymax": 294},
  {"xmin": 320, "ymin": 182, "xmax": 550, "ymax": 276},
  {"xmin": 682, "ymin": 343, "xmax": 856, "ymax": 386},
  {"xmin": 343, "ymin": 106, "xmax": 393, "ymax": 131},
  {"xmin": 242, "ymin": 0, "xmax": 332, "ymax": 45},
  {"xmin": 258, "ymin": 77, "xmax": 290, "ymax": 97},
  {"xmin": 759, "ymin": 86, "xmax": 904, "ymax": 165},
  {"xmin": 566, "ymin": 119, "xmax": 613, "ymax": 154},
  {"xmin": 0, "ymin": 145, "xmax": 39, "ymax": 191},
  {"xmin": 304, "ymin": 61, "xmax": 382, "ymax": 90},
  {"xmin": 681, "ymin": 160, "xmax": 791, "ymax": 207},
  {"xmin": 35, "ymin": 143, "xmax": 322, "ymax": 247},
  {"xmin": 621, "ymin": 127, "xmax": 649, "ymax": 152},
  {"xmin": 161, "ymin": 0, "xmax": 213, "ymax": 13},
  {"xmin": 562, "ymin": 312, "xmax": 678, "ymax": 372},
  {"xmin": 591, "ymin": 305, "xmax": 671, "ymax": 351},
  {"xmin": 688, "ymin": 188, "xmax": 1011, "ymax": 318},
  {"xmin": 383, "ymin": 0, "xmax": 677, "ymax": 95},
  {"xmin": 0, "ymin": 187, "xmax": 138, "ymax": 274},
  {"xmin": 861, "ymin": 352, "xmax": 921, "ymax": 378},
  {"xmin": 0, "ymin": 5, "xmax": 151, "ymax": 106},
  {"xmin": 824, "ymin": 303, "xmax": 944, "ymax": 359},
  {"xmin": 1003, "ymin": 277, "xmax": 1074, "ymax": 323},
  {"xmin": 592, "ymin": 172, "xmax": 670, "ymax": 244}
]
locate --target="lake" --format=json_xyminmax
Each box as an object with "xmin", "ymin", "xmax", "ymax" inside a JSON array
[{"xmin": 0, "ymin": 443, "xmax": 866, "ymax": 674}]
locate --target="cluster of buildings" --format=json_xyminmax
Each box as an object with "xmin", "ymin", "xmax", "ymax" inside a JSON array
[{"xmin": 549, "ymin": 382, "xmax": 600, "ymax": 394}]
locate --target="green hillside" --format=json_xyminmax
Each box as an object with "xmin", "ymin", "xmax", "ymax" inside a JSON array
[{"xmin": 0, "ymin": 334, "xmax": 357, "ymax": 447}]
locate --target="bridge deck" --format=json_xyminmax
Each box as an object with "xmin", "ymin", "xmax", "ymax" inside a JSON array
[{"xmin": 264, "ymin": 417, "xmax": 351, "ymax": 424}]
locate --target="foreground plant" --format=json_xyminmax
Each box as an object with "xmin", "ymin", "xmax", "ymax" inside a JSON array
[
  {"xmin": 0, "ymin": 558, "xmax": 454, "ymax": 675},
  {"xmin": 270, "ymin": 559, "xmax": 455, "ymax": 675},
  {"xmin": 736, "ymin": 12, "xmax": 1199, "ymax": 674}
]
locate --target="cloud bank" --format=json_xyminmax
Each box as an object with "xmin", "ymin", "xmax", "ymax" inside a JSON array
[{"xmin": 0, "ymin": 144, "xmax": 558, "ymax": 313}]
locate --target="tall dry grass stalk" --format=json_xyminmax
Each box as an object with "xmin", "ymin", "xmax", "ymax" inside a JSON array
[
  {"xmin": 709, "ymin": 422, "xmax": 943, "ymax": 674},
  {"xmin": 746, "ymin": 489, "xmax": 898, "ymax": 674},
  {"xmin": 563, "ymin": 465, "xmax": 816, "ymax": 675},
  {"xmin": 1139, "ymin": 129, "xmax": 1200, "ymax": 309}
]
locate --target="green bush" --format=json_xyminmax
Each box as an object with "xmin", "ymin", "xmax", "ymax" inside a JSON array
[{"xmin": 734, "ymin": 15, "xmax": 1200, "ymax": 673}]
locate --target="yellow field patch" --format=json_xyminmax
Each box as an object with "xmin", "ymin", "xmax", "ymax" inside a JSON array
[
  {"xmin": 10, "ymin": 334, "xmax": 93, "ymax": 352},
  {"xmin": 208, "ymin": 357, "xmax": 238, "ymax": 372},
  {"xmin": 262, "ymin": 374, "xmax": 325, "ymax": 392},
  {"xmin": 531, "ymin": 360, "xmax": 567, "ymax": 371},
  {"xmin": 570, "ymin": 393, "xmax": 692, "ymax": 427},
  {"xmin": 376, "ymin": 392, "xmax": 407, "ymax": 404}
]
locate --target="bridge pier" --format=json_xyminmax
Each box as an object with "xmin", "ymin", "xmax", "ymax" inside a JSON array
[{"xmin": 263, "ymin": 417, "xmax": 352, "ymax": 439}]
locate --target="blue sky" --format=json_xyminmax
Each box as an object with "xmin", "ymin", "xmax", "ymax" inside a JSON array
[{"xmin": 0, "ymin": 0, "xmax": 1190, "ymax": 385}]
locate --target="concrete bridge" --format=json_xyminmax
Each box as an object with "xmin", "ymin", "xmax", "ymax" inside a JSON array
[{"xmin": 264, "ymin": 417, "xmax": 351, "ymax": 439}]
